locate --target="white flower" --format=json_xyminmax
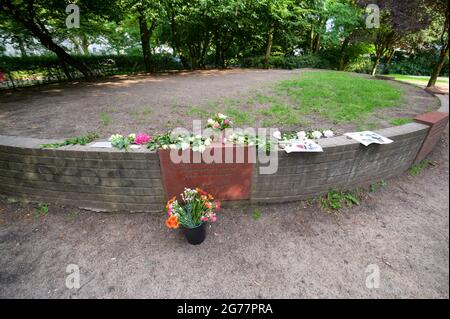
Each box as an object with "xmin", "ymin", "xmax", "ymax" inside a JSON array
[
  {"xmin": 207, "ymin": 118, "xmax": 215, "ymax": 125},
  {"xmin": 181, "ymin": 142, "xmax": 190, "ymax": 150},
  {"xmin": 169, "ymin": 144, "xmax": 177, "ymax": 149},
  {"xmin": 273, "ymin": 130, "xmax": 282, "ymax": 140},
  {"xmin": 204, "ymin": 138, "xmax": 212, "ymax": 146},
  {"xmin": 296, "ymin": 131, "xmax": 306, "ymax": 139},
  {"xmin": 312, "ymin": 131, "xmax": 323, "ymax": 139},
  {"xmin": 198, "ymin": 145, "xmax": 206, "ymax": 153},
  {"xmin": 128, "ymin": 133, "xmax": 136, "ymax": 140},
  {"xmin": 195, "ymin": 134, "xmax": 202, "ymax": 139},
  {"xmin": 323, "ymin": 130, "xmax": 334, "ymax": 138},
  {"xmin": 217, "ymin": 113, "xmax": 227, "ymax": 119},
  {"xmin": 162, "ymin": 145, "xmax": 169, "ymax": 150},
  {"xmin": 109, "ymin": 134, "xmax": 122, "ymax": 142},
  {"xmin": 238, "ymin": 136, "xmax": 246, "ymax": 144}
]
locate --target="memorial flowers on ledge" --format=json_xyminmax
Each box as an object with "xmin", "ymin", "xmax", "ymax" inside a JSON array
[
  {"xmin": 147, "ymin": 132, "xmax": 212, "ymax": 153},
  {"xmin": 165, "ymin": 188, "xmax": 220, "ymax": 245},
  {"xmin": 206, "ymin": 113, "xmax": 232, "ymax": 131},
  {"xmin": 206, "ymin": 113, "xmax": 232, "ymax": 144},
  {"xmin": 109, "ymin": 133, "xmax": 152, "ymax": 150}
]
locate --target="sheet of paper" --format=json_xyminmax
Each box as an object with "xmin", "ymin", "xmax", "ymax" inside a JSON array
[
  {"xmin": 89, "ymin": 141, "xmax": 112, "ymax": 148},
  {"xmin": 344, "ymin": 131, "xmax": 393, "ymax": 146},
  {"xmin": 283, "ymin": 139, "xmax": 323, "ymax": 153}
]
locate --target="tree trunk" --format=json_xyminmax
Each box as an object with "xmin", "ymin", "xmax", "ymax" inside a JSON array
[
  {"xmin": 69, "ymin": 36, "xmax": 83, "ymax": 54},
  {"xmin": 0, "ymin": 2, "xmax": 93, "ymax": 79},
  {"xmin": 427, "ymin": 45, "xmax": 449, "ymax": 87},
  {"xmin": 313, "ymin": 34, "xmax": 321, "ymax": 54},
  {"xmin": 138, "ymin": 15, "xmax": 152, "ymax": 73},
  {"xmin": 264, "ymin": 23, "xmax": 275, "ymax": 68},
  {"xmin": 370, "ymin": 55, "xmax": 381, "ymax": 76},
  {"xmin": 14, "ymin": 36, "xmax": 27, "ymax": 57},
  {"xmin": 338, "ymin": 37, "xmax": 350, "ymax": 71},
  {"xmin": 385, "ymin": 48, "xmax": 395, "ymax": 66},
  {"xmin": 80, "ymin": 34, "xmax": 90, "ymax": 55}
]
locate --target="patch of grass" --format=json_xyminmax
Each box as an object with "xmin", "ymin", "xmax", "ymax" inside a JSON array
[
  {"xmin": 408, "ymin": 159, "xmax": 434, "ymax": 176},
  {"xmin": 141, "ymin": 106, "xmax": 152, "ymax": 116},
  {"xmin": 259, "ymin": 103, "xmax": 304, "ymax": 127},
  {"xmin": 225, "ymin": 107, "xmax": 255, "ymax": 126},
  {"xmin": 357, "ymin": 122, "xmax": 377, "ymax": 131},
  {"xmin": 389, "ymin": 74, "xmax": 449, "ymax": 85},
  {"xmin": 390, "ymin": 118, "xmax": 413, "ymax": 126},
  {"xmin": 223, "ymin": 98, "xmax": 239, "ymax": 107},
  {"xmin": 187, "ymin": 105, "xmax": 212, "ymax": 118},
  {"xmin": 370, "ymin": 179, "xmax": 387, "ymax": 192},
  {"xmin": 276, "ymin": 71, "xmax": 403, "ymax": 123},
  {"xmin": 319, "ymin": 189, "xmax": 360, "ymax": 212},
  {"xmin": 252, "ymin": 207, "xmax": 261, "ymax": 220},
  {"xmin": 34, "ymin": 203, "xmax": 49, "ymax": 217},
  {"xmin": 100, "ymin": 111, "xmax": 112, "ymax": 126}
]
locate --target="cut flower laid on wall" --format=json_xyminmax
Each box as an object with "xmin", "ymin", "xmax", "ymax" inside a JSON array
[
  {"xmin": 109, "ymin": 133, "xmax": 152, "ymax": 150},
  {"xmin": 165, "ymin": 188, "xmax": 220, "ymax": 245}
]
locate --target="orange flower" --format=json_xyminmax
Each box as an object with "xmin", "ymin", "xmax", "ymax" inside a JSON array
[
  {"xmin": 196, "ymin": 188, "xmax": 207, "ymax": 196},
  {"xmin": 205, "ymin": 202, "xmax": 211, "ymax": 209},
  {"xmin": 166, "ymin": 196, "xmax": 176, "ymax": 209},
  {"xmin": 208, "ymin": 194, "xmax": 214, "ymax": 200},
  {"xmin": 165, "ymin": 215, "xmax": 179, "ymax": 229}
]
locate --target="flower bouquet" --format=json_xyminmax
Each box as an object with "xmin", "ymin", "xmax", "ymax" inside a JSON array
[
  {"xmin": 109, "ymin": 133, "xmax": 151, "ymax": 150},
  {"xmin": 206, "ymin": 113, "xmax": 232, "ymax": 144},
  {"xmin": 165, "ymin": 188, "xmax": 220, "ymax": 245}
]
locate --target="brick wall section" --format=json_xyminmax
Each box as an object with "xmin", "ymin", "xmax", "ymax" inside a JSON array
[
  {"xmin": 0, "ymin": 121, "xmax": 431, "ymax": 211},
  {"xmin": 251, "ymin": 123, "xmax": 430, "ymax": 203},
  {"xmin": 414, "ymin": 111, "xmax": 449, "ymax": 164},
  {"xmin": 0, "ymin": 136, "xmax": 165, "ymax": 212}
]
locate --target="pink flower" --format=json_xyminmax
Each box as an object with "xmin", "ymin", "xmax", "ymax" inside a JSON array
[
  {"xmin": 201, "ymin": 216, "xmax": 209, "ymax": 222},
  {"xmin": 134, "ymin": 133, "xmax": 151, "ymax": 145},
  {"xmin": 211, "ymin": 214, "xmax": 217, "ymax": 222},
  {"xmin": 223, "ymin": 119, "xmax": 230, "ymax": 125}
]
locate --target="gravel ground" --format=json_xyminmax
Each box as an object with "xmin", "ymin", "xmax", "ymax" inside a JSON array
[
  {"xmin": 0, "ymin": 122, "xmax": 448, "ymax": 299},
  {"xmin": 0, "ymin": 69, "xmax": 439, "ymax": 139}
]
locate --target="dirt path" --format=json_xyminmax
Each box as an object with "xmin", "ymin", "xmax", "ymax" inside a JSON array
[
  {"xmin": 0, "ymin": 69, "xmax": 439, "ymax": 139},
  {"xmin": 1, "ymin": 116, "xmax": 448, "ymax": 298}
]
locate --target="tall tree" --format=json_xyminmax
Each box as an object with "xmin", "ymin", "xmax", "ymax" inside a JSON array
[
  {"xmin": 0, "ymin": 0, "xmax": 119, "ymax": 79},
  {"xmin": 426, "ymin": 0, "xmax": 449, "ymax": 87},
  {"xmin": 358, "ymin": 0, "xmax": 432, "ymax": 76}
]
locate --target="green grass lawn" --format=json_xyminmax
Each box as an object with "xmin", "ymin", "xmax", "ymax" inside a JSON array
[
  {"xmin": 185, "ymin": 70, "xmax": 408, "ymax": 130},
  {"xmin": 275, "ymin": 71, "xmax": 403, "ymax": 123},
  {"xmin": 388, "ymin": 74, "xmax": 449, "ymax": 85}
]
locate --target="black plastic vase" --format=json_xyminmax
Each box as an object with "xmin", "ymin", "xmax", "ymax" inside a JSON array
[{"xmin": 182, "ymin": 223, "xmax": 206, "ymax": 245}]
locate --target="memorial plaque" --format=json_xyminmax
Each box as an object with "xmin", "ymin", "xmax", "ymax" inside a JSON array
[{"xmin": 158, "ymin": 144, "xmax": 254, "ymax": 201}]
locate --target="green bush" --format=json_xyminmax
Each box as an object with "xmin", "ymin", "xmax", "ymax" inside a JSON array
[
  {"xmin": 240, "ymin": 54, "xmax": 331, "ymax": 69},
  {"xmin": 383, "ymin": 49, "xmax": 449, "ymax": 76},
  {"xmin": 0, "ymin": 53, "xmax": 183, "ymax": 89}
]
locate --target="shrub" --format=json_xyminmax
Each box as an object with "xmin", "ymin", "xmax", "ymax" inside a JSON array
[
  {"xmin": 240, "ymin": 54, "xmax": 331, "ymax": 70},
  {"xmin": 0, "ymin": 53, "xmax": 183, "ymax": 89}
]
